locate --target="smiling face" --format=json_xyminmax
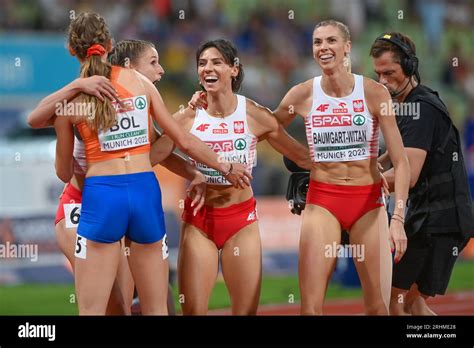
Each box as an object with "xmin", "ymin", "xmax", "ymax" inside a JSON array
[
  {"xmin": 198, "ymin": 47, "xmax": 238, "ymax": 93},
  {"xmin": 131, "ymin": 46, "xmax": 164, "ymax": 83},
  {"xmin": 312, "ymin": 25, "xmax": 351, "ymax": 72},
  {"xmin": 372, "ymin": 51, "xmax": 407, "ymax": 97}
]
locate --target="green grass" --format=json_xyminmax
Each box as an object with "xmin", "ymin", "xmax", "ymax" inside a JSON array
[{"xmin": 1, "ymin": 261, "xmax": 472, "ymax": 315}]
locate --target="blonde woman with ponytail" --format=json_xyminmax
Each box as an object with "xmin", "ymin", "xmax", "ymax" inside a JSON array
[
  {"xmin": 273, "ymin": 20, "xmax": 410, "ymax": 315},
  {"xmin": 54, "ymin": 12, "xmax": 251, "ymax": 315}
]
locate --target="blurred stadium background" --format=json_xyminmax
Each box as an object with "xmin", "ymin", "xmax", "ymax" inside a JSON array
[{"xmin": 0, "ymin": 0, "xmax": 473, "ymax": 314}]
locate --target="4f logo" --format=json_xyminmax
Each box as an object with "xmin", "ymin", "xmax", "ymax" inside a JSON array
[
  {"xmin": 196, "ymin": 123, "xmax": 210, "ymax": 132},
  {"xmin": 316, "ymin": 103, "xmax": 329, "ymax": 112}
]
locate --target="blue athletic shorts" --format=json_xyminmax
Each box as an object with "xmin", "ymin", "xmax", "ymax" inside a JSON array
[{"xmin": 77, "ymin": 171, "xmax": 166, "ymax": 244}]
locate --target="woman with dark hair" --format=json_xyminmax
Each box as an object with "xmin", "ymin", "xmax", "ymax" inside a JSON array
[{"xmin": 175, "ymin": 39, "xmax": 311, "ymax": 315}]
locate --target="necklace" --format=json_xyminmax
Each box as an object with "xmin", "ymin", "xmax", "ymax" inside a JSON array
[{"xmin": 208, "ymin": 110, "xmax": 224, "ymax": 118}]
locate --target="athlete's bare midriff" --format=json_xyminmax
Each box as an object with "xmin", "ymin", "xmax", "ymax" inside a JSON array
[
  {"xmin": 311, "ymin": 157, "xmax": 381, "ymax": 186},
  {"xmin": 196, "ymin": 185, "xmax": 254, "ymax": 208},
  {"xmin": 85, "ymin": 152, "xmax": 153, "ymax": 177}
]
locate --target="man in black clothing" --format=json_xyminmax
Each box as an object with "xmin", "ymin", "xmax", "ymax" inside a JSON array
[{"xmin": 370, "ymin": 32, "xmax": 474, "ymax": 315}]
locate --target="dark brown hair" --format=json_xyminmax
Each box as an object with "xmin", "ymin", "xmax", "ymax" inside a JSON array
[
  {"xmin": 196, "ymin": 39, "xmax": 244, "ymax": 92},
  {"xmin": 369, "ymin": 32, "xmax": 416, "ymax": 64}
]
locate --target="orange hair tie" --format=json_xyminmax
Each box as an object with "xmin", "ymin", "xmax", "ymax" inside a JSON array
[{"xmin": 86, "ymin": 44, "xmax": 106, "ymax": 58}]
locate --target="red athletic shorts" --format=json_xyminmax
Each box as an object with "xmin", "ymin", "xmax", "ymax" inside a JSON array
[
  {"xmin": 182, "ymin": 197, "xmax": 258, "ymax": 249},
  {"xmin": 306, "ymin": 180, "xmax": 384, "ymax": 230},
  {"xmin": 55, "ymin": 182, "xmax": 82, "ymax": 225}
]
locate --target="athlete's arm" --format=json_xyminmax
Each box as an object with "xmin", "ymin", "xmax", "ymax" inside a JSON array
[
  {"xmin": 248, "ymin": 100, "xmax": 312, "ymax": 170},
  {"xmin": 368, "ymin": 79, "xmax": 410, "ymax": 262},
  {"xmin": 273, "ymin": 82, "xmax": 309, "ymax": 128},
  {"xmin": 378, "ymin": 151, "xmax": 391, "ymax": 171},
  {"xmin": 140, "ymin": 73, "xmax": 251, "ymax": 188},
  {"xmin": 150, "ymin": 133, "xmax": 175, "ymax": 165},
  {"xmin": 382, "ymin": 148, "xmax": 427, "ymax": 191},
  {"xmin": 28, "ymin": 76, "xmax": 118, "ymax": 129},
  {"xmin": 53, "ymin": 116, "xmax": 75, "ymax": 183}
]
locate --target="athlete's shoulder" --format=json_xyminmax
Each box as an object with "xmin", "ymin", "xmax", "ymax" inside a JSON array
[
  {"xmin": 245, "ymin": 96, "xmax": 278, "ymax": 133},
  {"xmin": 289, "ymin": 78, "xmax": 313, "ymax": 99},
  {"xmin": 362, "ymin": 76, "xmax": 389, "ymax": 98},
  {"xmin": 246, "ymin": 96, "xmax": 272, "ymax": 115},
  {"xmin": 174, "ymin": 104, "xmax": 196, "ymax": 124}
]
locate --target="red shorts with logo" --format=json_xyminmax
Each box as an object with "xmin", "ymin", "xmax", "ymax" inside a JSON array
[
  {"xmin": 182, "ymin": 197, "xmax": 258, "ymax": 249},
  {"xmin": 306, "ymin": 180, "xmax": 384, "ymax": 230},
  {"xmin": 55, "ymin": 182, "xmax": 82, "ymax": 225}
]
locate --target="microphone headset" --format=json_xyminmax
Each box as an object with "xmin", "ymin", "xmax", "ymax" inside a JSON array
[{"xmin": 375, "ymin": 33, "xmax": 421, "ymax": 97}]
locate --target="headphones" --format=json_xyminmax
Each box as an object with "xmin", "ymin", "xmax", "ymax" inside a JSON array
[{"xmin": 375, "ymin": 33, "xmax": 420, "ymax": 83}]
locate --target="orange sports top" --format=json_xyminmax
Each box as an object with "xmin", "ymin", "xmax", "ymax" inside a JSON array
[{"xmin": 76, "ymin": 66, "xmax": 152, "ymax": 163}]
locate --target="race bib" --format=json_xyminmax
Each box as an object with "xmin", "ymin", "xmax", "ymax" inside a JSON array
[
  {"xmin": 63, "ymin": 203, "xmax": 81, "ymax": 229},
  {"xmin": 99, "ymin": 95, "xmax": 149, "ymax": 151},
  {"xmin": 75, "ymin": 235, "xmax": 87, "ymax": 259},
  {"xmin": 162, "ymin": 234, "xmax": 169, "ymax": 260}
]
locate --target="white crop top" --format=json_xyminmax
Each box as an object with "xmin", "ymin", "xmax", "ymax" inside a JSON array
[
  {"xmin": 189, "ymin": 94, "xmax": 258, "ymax": 185},
  {"xmin": 305, "ymin": 74, "xmax": 379, "ymax": 162}
]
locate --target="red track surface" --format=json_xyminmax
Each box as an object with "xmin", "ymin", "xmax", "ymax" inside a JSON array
[{"xmin": 208, "ymin": 291, "xmax": 474, "ymax": 315}]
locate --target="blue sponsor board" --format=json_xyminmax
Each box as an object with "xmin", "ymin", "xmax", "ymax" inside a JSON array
[{"xmin": 0, "ymin": 34, "xmax": 79, "ymax": 96}]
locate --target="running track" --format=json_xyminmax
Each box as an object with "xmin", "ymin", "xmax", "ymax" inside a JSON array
[{"xmin": 208, "ymin": 291, "xmax": 474, "ymax": 315}]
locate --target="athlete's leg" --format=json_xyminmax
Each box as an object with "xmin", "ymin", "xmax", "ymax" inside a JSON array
[
  {"xmin": 221, "ymin": 221, "xmax": 261, "ymax": 315},
  {"xmin": 178, "ymin": 223, "xmax": 219, "ymax": 315},
  {"xmin": 299, "ymin": 204, "xmax": 341, "ymax": 315},
  {"xmin": 74, "ymin": 239, "xmax": 121, "ymax": 315},
  {"xmin": 56, "ymin": 221, "xmax": 134, "ymax": 315},
  {"xmin": 127, "ymin": 239, "xmax": 169, "ymax": 315},
  {"xmin": 406, "ymin": 284, "xmax": 436, "ymax": 315},
  {"xmin": 349, "ymin": 207, "xmax": 392, "ymax": 315},
  {"xmin": 167, "ymin": 285, "xmax": 176, "ymax": 315},
  {"xmin": 106, "ymin": 238, "xmax": 134, "ymax": 315},
  {"xmin": 55, "ymin": 220, "xmax": 76, "ymax": 271},
  {"xmin": 390, "ymin": 287, "xmax": 410, "ymax": 315}
]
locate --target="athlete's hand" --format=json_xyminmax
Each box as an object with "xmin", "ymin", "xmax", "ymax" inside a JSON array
[
  {"xmin": 75, "ymin": 76, "xmax": 119, "ymax": 102},
  {"xmin": 389, "ymin": 219, "xmax": 407, "ymax": 263},
  {"xmin": 188, "ymin": 91, "xmax": 208, "ymax": 110},
  {"xmin": 223, "ymin": 163, "xmax": 252, "ymax": 189},
  {"xmin": 186, "ymin": 171, "xmax": 207, "ymax": 216}
]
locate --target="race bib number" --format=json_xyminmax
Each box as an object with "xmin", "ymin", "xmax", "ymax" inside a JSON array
[
  {"xmin": 75, "ymin": 235, "xmax": 87, "ymax": 259},
  {"xmin": 63, "ymin": 203, "xmax": 81, "ymax": 229},
  {"xmin": 99, "ymin": 95, "xmax": 149, "ymax": 151},
  {"xmin": 162, "ymin": 234, "xmax": 169, "ymax": 260}
]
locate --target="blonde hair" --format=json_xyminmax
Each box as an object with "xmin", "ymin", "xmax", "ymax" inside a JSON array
[
  {"xmin": 314, "ymin": 19, "xmax": 352, "ymax": 73},
  {"xmin": 68, "ymin": 12, "xmax": 115, "ymax": 131}
]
